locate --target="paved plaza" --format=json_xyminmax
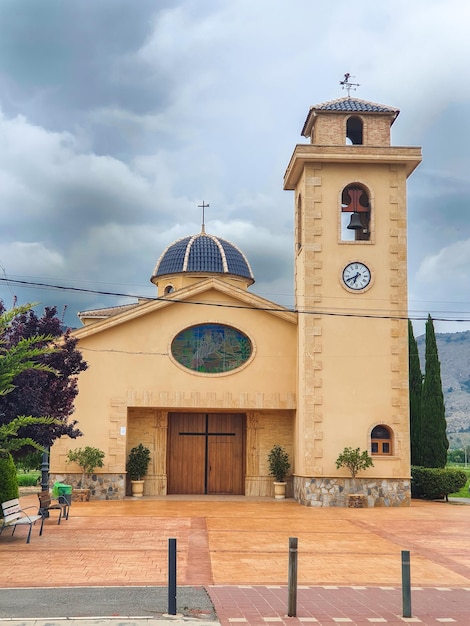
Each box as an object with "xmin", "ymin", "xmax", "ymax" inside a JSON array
[{"xmin": 0, "ymin": 494, "xmax": 469, "ymax": 624}]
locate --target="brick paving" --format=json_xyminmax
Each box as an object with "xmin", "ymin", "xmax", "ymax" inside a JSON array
[
  {"xmin": 209, "ymin": 585, "xmax": 470, "ymax": 624},
  {"xmin": 0, "ymin": 494, "xmax": 469, "ymax": 624}
]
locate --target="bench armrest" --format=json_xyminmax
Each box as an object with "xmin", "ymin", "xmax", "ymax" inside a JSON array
[{"xmin": 17, "ymin": 505, "xmax": 40, "ymax": 522}]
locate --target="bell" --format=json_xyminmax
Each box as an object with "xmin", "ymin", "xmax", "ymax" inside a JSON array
[{"xmin": 347, "ymin": 212, "xmax": 362, "ymax": 230}]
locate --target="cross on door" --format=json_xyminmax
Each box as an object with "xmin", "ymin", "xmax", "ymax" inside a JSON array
[
  {"xmin": 167, "ymin": 412, "xmax": 245, "ymax": 495},
  {"xmin": 179, "ymin": 413, "xmax": 236, "ymax": 494}
]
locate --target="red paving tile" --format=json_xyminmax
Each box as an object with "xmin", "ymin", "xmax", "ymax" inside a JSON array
[
  {"xmin": 1, "ymin": 493, "xmax": 470, "ymax": 624},
  {"xmin": 208, "ymin": 585, "xmax": 470, "ymax": 625}
]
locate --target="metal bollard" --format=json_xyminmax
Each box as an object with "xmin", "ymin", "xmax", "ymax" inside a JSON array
[
  {"xmin": 401, "ymin": 550, "xmax": 412, "ymax": 618},
  {"xmin": 168, "ymin": 538, "xmax": 177, "ymax": 615},
  {"xmin": 287, "ymin": 537, "xmax": 298, "ymax": 617}
]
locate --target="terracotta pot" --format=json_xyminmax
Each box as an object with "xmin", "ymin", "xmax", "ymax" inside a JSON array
[
  {"xmin": 131, "ymin": 480, "xmax": 145, "ymax": 497},
  {"xmin": 273, "ymin": 481, "xmax": 287, "ymax": 500}
]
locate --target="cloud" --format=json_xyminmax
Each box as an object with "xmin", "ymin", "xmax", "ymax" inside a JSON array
[
  {"xmin": 417, "ymin": 240, "xmax": 470, "ymax": 287},
  {"xmin": 0, "ymin": 242, "xmax": 64, "ymax": 275},
  {"xmin": 0, "ymin": 0, "xmax": 468, "ymax": 332}
]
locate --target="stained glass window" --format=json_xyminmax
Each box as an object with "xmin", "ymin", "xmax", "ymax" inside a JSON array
[{"xmin": 171, "ymin": 323, "xmax": 252, "ymax": 373}]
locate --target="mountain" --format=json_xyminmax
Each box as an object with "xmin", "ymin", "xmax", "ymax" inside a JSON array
[{"xmin": 416, "ymin": 331, "xmax": 470, "ymax": 449}]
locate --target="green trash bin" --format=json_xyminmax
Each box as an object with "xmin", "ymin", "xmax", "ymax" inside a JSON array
[{"xmin": 53, "ymin": 482, "xmax": 73, "ymax": 506}]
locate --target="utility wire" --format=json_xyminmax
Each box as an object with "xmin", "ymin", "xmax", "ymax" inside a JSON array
[{"xmin": 1, "ymin": 276, "xmax": 469, "ymax": 323}]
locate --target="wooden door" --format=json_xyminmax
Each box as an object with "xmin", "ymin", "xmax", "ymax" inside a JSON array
[
  {"xmin": 167, "ymin": 412, "xmax": 245, "ymax": 495},
  {"xmin": 167, "ymin": 413, "xmax": 205, "ymax": 494},
  {"xmin": 207, "ymin": 414, "xmax": 244, "ymax": 494}
]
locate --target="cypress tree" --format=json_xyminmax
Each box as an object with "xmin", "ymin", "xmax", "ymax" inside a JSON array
[
  {"xmin": 408, "ymin": 320, "xmax": 423, "ymax": 466},
  {"xmin": 421, "ymin": 315, "xmax": 448, "ymax": 468},
  {"xmin": 0, "ymin": 449, "xmax": 19, "ymax": 508}
]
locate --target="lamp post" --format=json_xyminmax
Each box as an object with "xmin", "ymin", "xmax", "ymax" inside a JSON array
[
  {"xmin": 40, "ymin": 447, "xmax": 50, "ymax": 518},
  {"xmin": 40, "ymin": 447, "xmax": 50, "ymax": 492}
]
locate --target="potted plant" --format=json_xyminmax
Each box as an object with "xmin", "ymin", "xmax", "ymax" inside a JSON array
[
  {"xmin": 66, "ymin": 446, "xmax": 105, "ymax": 501},
  {"xmin": 126, "ymin": 444, "xmax": 151, "ymax": 497},
  {"xmin": 335, "ymin": 447, "xmax": 374, "ymax": 507},
  {"xmin": 268, "ymin": 444, "xmax": 291, "ymax": 499}
]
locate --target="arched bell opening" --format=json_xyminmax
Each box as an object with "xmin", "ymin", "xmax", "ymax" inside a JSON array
[
  {"xmin": 346, "ymin": 116, "xmax": 363, "ymax": 145},
  {"xmin": 340, "ymin": 183, "xmax": 371, "ymax": 241}
]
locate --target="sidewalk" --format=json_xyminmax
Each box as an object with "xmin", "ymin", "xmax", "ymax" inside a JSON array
[{"xmin": 0, "ymin": 494, "xmax": 469, "ymax": 624}]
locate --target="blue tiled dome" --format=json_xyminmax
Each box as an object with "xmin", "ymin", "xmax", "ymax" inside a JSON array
[{"xmin": 151, "ymin": 232, "xmax": 255, "ymax": 283}]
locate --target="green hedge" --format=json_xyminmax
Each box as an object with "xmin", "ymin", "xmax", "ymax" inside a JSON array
[
  {"xmin": 17, "ymin": 473, "xmax": 40, "ymax": 486},
  {"xmin": 411, "ymin": 466, "xmax": 467, "ymax": 501},
  {"xmin": 0, "ymin": 449, "xmax": 19, "ymax": 513}
]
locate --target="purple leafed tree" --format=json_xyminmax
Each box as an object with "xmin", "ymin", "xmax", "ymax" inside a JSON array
[{"xmin": 0, "ymin": 303, "xmax": 87, "ymax": 456}]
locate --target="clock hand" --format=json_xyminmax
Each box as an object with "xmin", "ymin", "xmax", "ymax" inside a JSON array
[{"xmin": 347, "ymin": 272, "xmax": 360, "ymax": 284}]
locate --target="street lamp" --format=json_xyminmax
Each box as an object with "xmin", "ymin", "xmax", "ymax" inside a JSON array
[{"xmin": 39, "ymin": 447, "xmax": 51, "ymax": 518}]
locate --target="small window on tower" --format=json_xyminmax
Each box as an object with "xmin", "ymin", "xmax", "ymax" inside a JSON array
[
  {"xmin": 340, "ymin": 184, "xmax": 371, "ymax": 242},
  {"xmin": 346, "ymin": 116, "xmax": 363, "ymax": 145},
  {"xmin": 164, "ymin": 285, "xmax": 175, "ymax": 295}
]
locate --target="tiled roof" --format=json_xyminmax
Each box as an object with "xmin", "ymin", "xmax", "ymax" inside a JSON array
[
  {"xmin": 78, "ymin": 303, "xmax": 140, "ymax": 319},
  {"xmin": 300, "ymin": 97, "xmax": 400, "ymax": 137},
  {"xmin": 313, "ymin": 97, "xmax": 398, "ymax": 113},
  {"xmin": 152, "ymin": 232, "xmax": 254, "ymax": 281}
]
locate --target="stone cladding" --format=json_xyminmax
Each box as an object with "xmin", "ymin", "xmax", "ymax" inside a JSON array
[
  {"xmin": 294, "ymin": 475, "xmax": 410, "ymax": 507},
  {"xmin": 50, "ymin": 473, "xmax": 125, "ymax": 500}
]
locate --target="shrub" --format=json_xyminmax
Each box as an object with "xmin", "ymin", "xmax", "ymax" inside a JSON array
[
  {"xmin": 267, "ymin": 444, "xmax": 291, "ymax": 482},
  {"xmin": 66, "ymin": 446, "xmax": 105, "ymax": 487},
  {"xmin": 335, "ymin": 447, "xmax": 374, "ymax": 478},
  {"xmin": 0, "ymin": 449, "xmax": 19, "ymax": 512},
  {"xmin": 411, "ymin": 466, "xmax": 467, "ymax": 501},
  {"xmin": 126, "ymin": 444, "xmax": 151, "ymax": 480},
  {"xmin": 17, "ymin": 473, "xmax": 40, "ymax": 486}
]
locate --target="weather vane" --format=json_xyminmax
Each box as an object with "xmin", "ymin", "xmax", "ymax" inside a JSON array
[
  {"xmin": 198, "ymin": 200, "xmax": 209, "ymax": 233},
  {"xmin": 340, "ymin": 73, "xmax": 360, "ymax": 97}
]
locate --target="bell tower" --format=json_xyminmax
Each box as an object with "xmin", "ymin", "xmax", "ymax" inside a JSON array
[{"xmin": 284, "ymin": 96, "xmax": 422, "ymax": 506}]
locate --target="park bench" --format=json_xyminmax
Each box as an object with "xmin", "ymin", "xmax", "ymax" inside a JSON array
[
  {"xmin": 0, "ymin": 498, "xmax": 44, "ymax": 543},
  {"xmin": 37, "ymin": 491, "xmax": 70, "ymax": 524}
]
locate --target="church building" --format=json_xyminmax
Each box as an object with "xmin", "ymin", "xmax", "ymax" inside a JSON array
[{"xmin": 50, "ymin": 95, "xmax": 422, "ymax": 506}]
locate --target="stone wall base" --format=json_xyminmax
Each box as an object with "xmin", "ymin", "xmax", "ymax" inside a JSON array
[
  {"xmin": 50, "ymin": 473, "xmax": 125, "ymax": 500},
  {"xmin": 294, "ymin": 476, "xmax": 411, "ymax": 507},
  {"xmin": 49, "ymin": 473, "xmax": 410, "ymax": 506}
]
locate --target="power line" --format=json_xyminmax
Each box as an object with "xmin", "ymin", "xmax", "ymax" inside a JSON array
[
  {"xmin": 0, "ymin": 260, "xmax": 17, "ymax": 306},
  {"xmin": 1, "ymin": 276, "xmax": 470, "ymax": 323}
]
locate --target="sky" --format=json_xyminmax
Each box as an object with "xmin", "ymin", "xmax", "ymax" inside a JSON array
[{"xmin": 0, "ymin": 0, "xmax": 469, "ymax": 336}]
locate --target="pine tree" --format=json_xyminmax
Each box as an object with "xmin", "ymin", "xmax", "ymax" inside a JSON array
[
  {"xmin": 421, "ymin": 315, "xmax": 448, "ymax": 468},
  {"xmin": 408, "ymin": 320, "xmax": 423, "ymax": 465}
]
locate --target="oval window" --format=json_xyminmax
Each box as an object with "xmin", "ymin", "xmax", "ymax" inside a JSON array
[{"xmin": 171, "ymin": 323, "xmax": 252, "ymax": 373}]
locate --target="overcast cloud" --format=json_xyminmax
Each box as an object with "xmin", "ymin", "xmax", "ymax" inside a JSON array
[{"xmin": 0, "ymin": 0, "xmax": 469, "ymax": 335}]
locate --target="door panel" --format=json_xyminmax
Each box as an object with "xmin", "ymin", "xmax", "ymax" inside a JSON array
[
  {"xmin": 167, "ymin": 413, "xmax": 205, "ymax": 494},
  {"xmin": 207, "ymin": 414, "xmax": 244, "ymax": 495},
  {"xmin": 167, "ymin": 412, "xmax": 245, "ymax": 495}
]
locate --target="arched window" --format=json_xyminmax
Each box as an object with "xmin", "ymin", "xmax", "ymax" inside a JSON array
[
  {"xmin": 164, "ymin": 284, "xmax": 175, "ymax": 295},
  {"xmin": 340, "ymin": 183, "xmax": 371, "ymax": 242},
  {"xmin": 371, "ymin": 425, "xmax": 392, "ymax": 455},
  {"xmin": 346, "ymin": 116, "xmax": 363, "ymax": 145}
]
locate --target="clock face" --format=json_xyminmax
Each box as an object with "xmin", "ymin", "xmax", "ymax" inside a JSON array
[{"xmin": 342, "ymin": 262, "xmax": 371, "ymax": 291}]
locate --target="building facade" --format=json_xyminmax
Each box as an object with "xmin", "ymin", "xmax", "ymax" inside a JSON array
[{"xmin": 50, "ymin": 96, "xmax": 422, "ymax": 506}]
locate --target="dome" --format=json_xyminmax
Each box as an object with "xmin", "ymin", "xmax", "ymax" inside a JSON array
[{"xmin": 151, "ymin": 231, "xmax": 255, "ymax": 285}]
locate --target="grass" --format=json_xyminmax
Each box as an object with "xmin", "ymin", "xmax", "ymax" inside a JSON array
[{"xmin": 16, "ymin": 471, "xmax": 40, "ymax": 486}]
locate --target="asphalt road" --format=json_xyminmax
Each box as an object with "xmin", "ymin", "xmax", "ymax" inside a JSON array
[{"xmin": 0, "ymin": 586, "xmax": 217, "ymax": 622}]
